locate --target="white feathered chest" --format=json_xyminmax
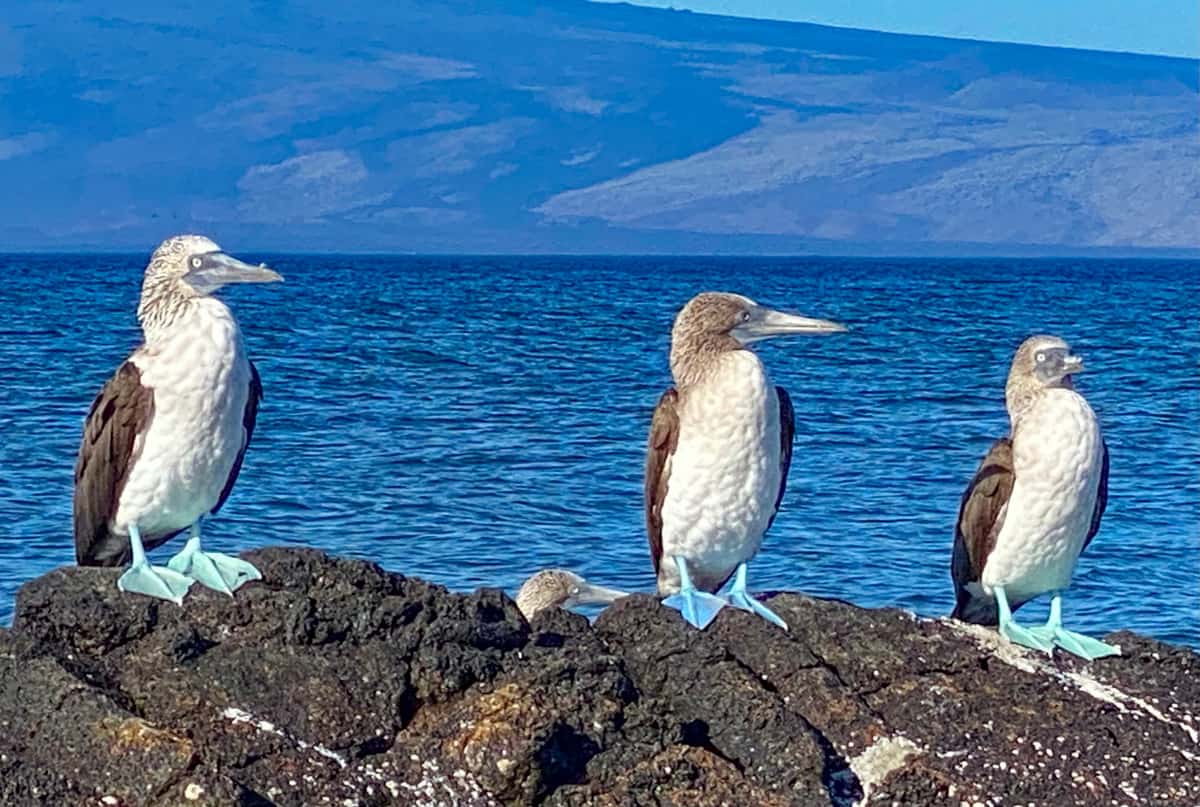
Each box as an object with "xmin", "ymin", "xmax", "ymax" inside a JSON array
[
  {"xmin": 658, "ymin": 351, "xmax": 782, "ymax": 593},
  {"xmin": 981, "ymin": 388, "xmax": 1104, "ymax": 600},
  {"xmin": 114, "ymin": 298, "xmax": 251, "ymax": 536}
]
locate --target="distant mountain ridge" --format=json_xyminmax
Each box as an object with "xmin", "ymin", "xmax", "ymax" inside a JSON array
[{"xmin": 1, "ymin": 1, "xmax": 1196, "ymax": 253}]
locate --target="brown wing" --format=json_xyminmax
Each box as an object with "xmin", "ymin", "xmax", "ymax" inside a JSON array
[
  {"xmin": 769, "ymin": 386, "xmax": 795, "ymax": 526},
  {"xmin": 211, "ymin": 360, "xmax": 262, "ymax": 515},
  {"xmin": 1082, "ymin": 440, "xmax": 1109, "ymax": 554},
  {"xmin": 74, "ymin": 362, "xmax": 154, "ymax": 566},
  {"xmin": 644, "ymin": 389, "xmax": 680, "ymax": 576},
  {"xmin": 950, "ymin": 437, "xmax": 1014, "ymax": 622}
]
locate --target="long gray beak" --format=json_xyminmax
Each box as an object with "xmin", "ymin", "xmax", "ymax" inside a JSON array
[
  {"xmin": 185, "ymin": 252, "xmax": 283, "ymax": 292},
  {"xmin": 568, "ymin": 582, "xmax": 628, "ymax": 608},
  {"xmin": 1063, "ymin": 353, "xmax": 1085, "ymax": 374},
  {"xmin": 733, "ymin": 306, "xmax": 847, "ymax": 344}
]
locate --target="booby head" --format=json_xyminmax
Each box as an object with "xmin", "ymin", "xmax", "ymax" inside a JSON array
[
  {"xmin": 669, "ymin": 292, "xmax": 846, "ymax": 382},
  {"xmin": 515, "ymin": 569, "xmax": 627, "ymax": 621},
  {"xmin": 1005, "ymin": 334, "xmax": 1085, "ymax": 417},
  {"xmin": 138, "ymin": 234, "xmax": 282, "ymax": 330}
]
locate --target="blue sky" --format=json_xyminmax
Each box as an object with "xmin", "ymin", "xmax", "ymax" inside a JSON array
[{"xmin": 596, "ymin": 0, "xmax": 1200, "ymax": 58}]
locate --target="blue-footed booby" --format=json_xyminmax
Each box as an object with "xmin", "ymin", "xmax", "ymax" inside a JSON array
[
  {"xmin": 644, "ymin": 292, "xmax": 846, "ymax": 631},
  {"xmin": 951, "ymin": 335, "xmax": 1117, "ymax": 660},
  {"xmin": 515, "ymin": 569, "xmax": 628, "ymax": 621},
  {"xmin": 73, "ymin": 234, "xmax": 282, "ymax": 604}
]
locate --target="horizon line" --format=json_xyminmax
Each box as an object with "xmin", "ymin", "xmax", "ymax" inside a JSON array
[{"xmin": 3, "ymin": 250, "xmax": 1198, "ymax": 260}]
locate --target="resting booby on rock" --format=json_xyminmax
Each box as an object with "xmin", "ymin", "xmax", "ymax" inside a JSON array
[
  {"xmin": 645, "ymin": 292, "xmax": 846, "ymax": 630},
  {"xmin": 515, "ymin": 569, "xmax": 628, "ymax": 621},
  {"xmin": 73, "ymin": 234, "xmax": 282, "ymax": 604},
  {"xmin": 951, "ymin": 335, "xmax": 1117, "ymax": 660}
]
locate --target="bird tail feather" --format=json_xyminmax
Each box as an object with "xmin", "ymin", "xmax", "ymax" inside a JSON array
[{"xmin": 951, "ymin": 592, "xmax": 999, "ymax": 626}]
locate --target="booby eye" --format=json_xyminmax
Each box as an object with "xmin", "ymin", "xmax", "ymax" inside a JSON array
[
  {"xmin": 190, "ymin": 256, "xmax": 202, "ymax": 270},
  {"xmin": 739, "ymin": 310, "xmax": 752, "ymax": 323},
  {"xmin": 568, "ymin": 586, "xmax": 581, "ymax": 596},
  {"xmin": 1035, "ymin": 351, "xmax": 1046, "ymax": 362}
]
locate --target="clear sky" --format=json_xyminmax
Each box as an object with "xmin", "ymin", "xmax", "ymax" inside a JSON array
[{"xmin": 595, "ymin": 0, "xmax": 1200, "ymax": 58}]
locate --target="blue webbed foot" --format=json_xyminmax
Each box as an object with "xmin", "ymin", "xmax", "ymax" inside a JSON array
[
  {"xmin": 118, "ymin": 561, "xmax": 194, "ymax": 605},
  {"xmin": 167, "ymin": 529, "xmax": 261, "ymax": 595},
  {"xmin": 999, "ymin": 618, "xmax": 1055, "ymax": 653},
  {"xmin": 662, "ymin": 588, "xmax": 726, "ymax": 629},
  {"xmin": 727, "ymin": 590, "xmax": 789, "ymax": 631},
  {"xmin": 117, "ymin": 522, "xmax": 194, "ymax": 605},
  {"xmin": 1045, "ymin": 627, "xmax": 1121, "ymax": 660},
  {"xmin": 661, "ymin": 555, "xmax": 725, "ymax": 629},
  {"xmin": 1026, "ymin": 593, "xmax": 1120, "ymax": 660},
  {"xmin": 995, "ymin": 585, "xmax": 1053, "ymax": 653},
  {"xmin": 727, "ymin": 562, "xmax": 787, "ymax": 630}
]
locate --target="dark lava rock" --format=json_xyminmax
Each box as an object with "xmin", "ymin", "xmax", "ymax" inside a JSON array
[{"xmin": 2, "ymin": 548, "xmax": 1197, "ymax": 806}]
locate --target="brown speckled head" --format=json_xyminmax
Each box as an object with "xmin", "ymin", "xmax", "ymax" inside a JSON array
[
  {"xmin": 137, "ymin": 234, "xmax": 282, "ymax": 337},
  {"xmin": 514, "ymin": 569, "xmax": 627, "ymax": 621},
  {"xmin": 1005, "ymin": 334, "xmax": 1083, "ymax": 420},
  {"xmin": 668, "ymin": 291, "xmax": 846, "ymax": 387}
]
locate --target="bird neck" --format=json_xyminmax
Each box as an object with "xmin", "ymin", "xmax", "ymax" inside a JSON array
[
  {"xmin": 1005, "ymin": 376, "xmax": 1073, "ymax": 426},
  {"xmin": 670, "ymin": 333, "xmax": 743, "ymax": 388},
  {"xmin": 137, "ymin": 279, "xmax": 222, "ymax": 343}
]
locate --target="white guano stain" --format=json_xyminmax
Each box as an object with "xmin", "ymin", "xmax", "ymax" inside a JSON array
[
  {"xmin": 945, "ymin": 621, "xmax": 1199, "ymax": 751},
  {"xmin": 222, "ymin": 706, "xmax": 348, "ymax": 768}
]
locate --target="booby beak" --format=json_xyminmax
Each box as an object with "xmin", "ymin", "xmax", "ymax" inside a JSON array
[
  {"xmin": 1062, "ymin": 353, "xmax": 1085, "ymax": 374},
  {"xmin": 185, "ymin": 252, "xmax": 284, "ymax": 293},
  {"xmin": 566, "ymin": 581, "xmax": 628, "ymax": 608},
  {"xmin": 732, "ymin": 306, "xmax": 848, "ymax": 344}
]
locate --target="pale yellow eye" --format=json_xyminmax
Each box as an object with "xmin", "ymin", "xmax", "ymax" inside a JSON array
[{"xmin": 190, "ymin": 256, "xmax": 202, "ymax": 269}]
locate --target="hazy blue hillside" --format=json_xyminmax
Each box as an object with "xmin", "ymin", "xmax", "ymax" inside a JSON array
[{"xmin": 1, "ymin": 0, "xmax": 1196, "ymax": 253}]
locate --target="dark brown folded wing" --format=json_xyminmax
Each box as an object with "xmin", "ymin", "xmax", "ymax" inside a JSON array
[
  {"xmin": 950, "ymin": 437, "xmax": 1014, "ymax": 620},
  {"xmin": 1082, "ymin": 440, "xmax": 1109, "ymax": 554},
  {"xmin": 73, "ymin": 362, "xmax": 154, "ymax": 566},
  {"xmin": 212, "ymin": 360, "xmax": 262, "ymax": 515},
  {"xmin": 644, "ymin": 389, "xmax": 680, "ymax": 576},
  {"xmin": 769, "ymin": 386, "xmax": 795, "ymax": 526}
]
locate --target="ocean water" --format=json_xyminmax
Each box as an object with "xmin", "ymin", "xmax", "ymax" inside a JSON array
[{"xmin": 0, "ymin": 255, "xmax": 1196, "ymax": 646}]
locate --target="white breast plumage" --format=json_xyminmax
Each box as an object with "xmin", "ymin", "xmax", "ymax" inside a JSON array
[
  {"xmin": 658, "ymin": 351, "xmax": 781, "ymax": 592},
  {"xmin": 981, "ymin": 388, "xmax": 1103, "ymax": 601},
  {"xmin": 114, "ymin": 298, "xmax": 251, "ymax": 536}
]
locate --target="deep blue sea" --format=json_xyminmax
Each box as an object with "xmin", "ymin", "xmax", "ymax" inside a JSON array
[{"xmin": 0, "ymin": 255, "xmax": 1196, "ymax": 646}]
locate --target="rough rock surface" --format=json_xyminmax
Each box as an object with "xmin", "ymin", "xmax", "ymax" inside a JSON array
[{"xmin": 2, "ymin": 547, "xmax": 1197, "ymax": 806}]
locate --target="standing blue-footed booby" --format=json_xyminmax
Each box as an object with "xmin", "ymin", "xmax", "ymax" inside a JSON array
[
  {"xmin": 951, "ymin": 335, "xmax": 1117, "ymax": 660},
  {"xmin": 73, "ymin": 234, "xmax": 282, "ymax": 604},
  {"xmin": 644, "ymin": 292, "xmax": 846, "ymax": 631}
]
